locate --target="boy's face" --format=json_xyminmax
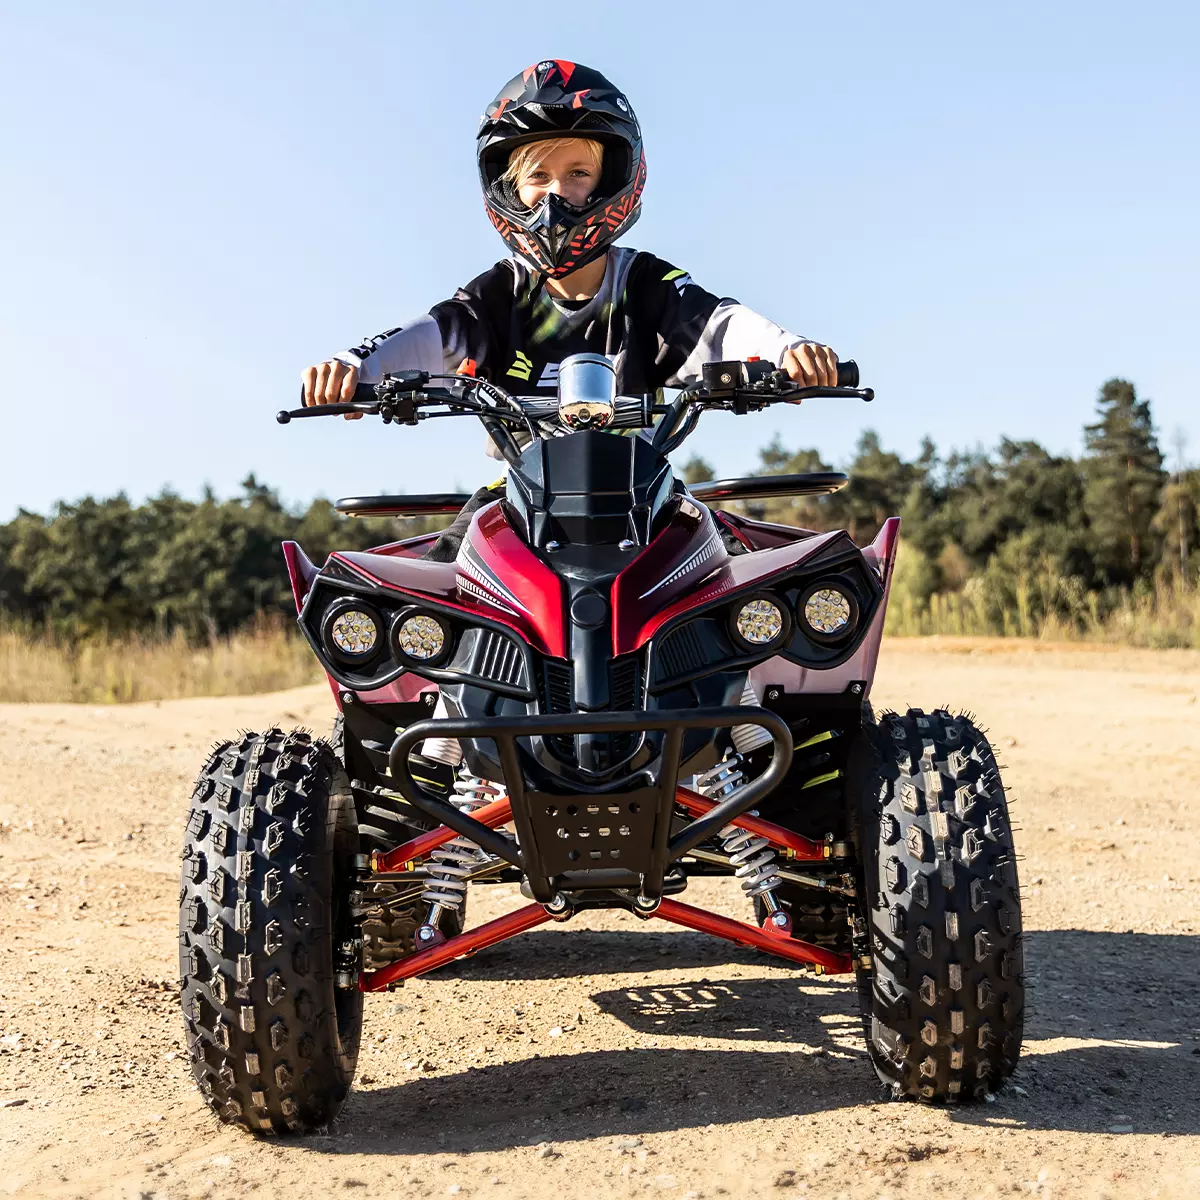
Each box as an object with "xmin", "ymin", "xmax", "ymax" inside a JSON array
[{"xmin": 516, "ymin": 140, "xmax": 600, "ymax": 210}]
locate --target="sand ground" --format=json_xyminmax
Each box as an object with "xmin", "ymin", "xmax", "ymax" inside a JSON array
[{"xmin": 2, "ymin": 638, "xmax": 1198, "ymax": 1199}]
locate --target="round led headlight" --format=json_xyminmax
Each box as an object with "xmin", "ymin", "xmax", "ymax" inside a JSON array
[
  {"xmin": 321, "ymin": 602, "xmax": 383, "ymax": 666},
  {"xmin": 799, "ymin": 582, "xmax": 859, "ymax": 644},
  {"xmin": 729, "ymin": 595, "xmax": 789, "ymax": 651},
  {"xmin": 392, "ymin": 610, "xmax": 451, "ymax": 666}
]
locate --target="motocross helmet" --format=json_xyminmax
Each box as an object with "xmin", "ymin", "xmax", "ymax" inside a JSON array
[{"xmin": 477, "ymin": 60, "xmax": 646, "ymax": 279}]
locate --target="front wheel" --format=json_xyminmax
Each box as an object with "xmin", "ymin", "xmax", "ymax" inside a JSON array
[
  {"xmin": 179, "ymin": 728, "xmax": 362, "ymax": 1133},
  {"xmin": 855, "ymin": 708, "xmax": 1024, "ymax": 1102}
]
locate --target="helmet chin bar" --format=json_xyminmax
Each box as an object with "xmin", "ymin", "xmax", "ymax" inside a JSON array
[{"xmin": 516, "ymin": 191, "xmax": 611, "ymax": 275}]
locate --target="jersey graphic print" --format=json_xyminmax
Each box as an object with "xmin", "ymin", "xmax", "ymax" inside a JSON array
[
  {"xmin": 663, "ymin": 268, "xmax": 693, "ymax": 295},
  {"xmin": 506, "ymin": 351, "xmax": 533, "ymax": 381},
  {"xmin": 337, "ymin": 245, "xmax": 813, "ymax": 400}
]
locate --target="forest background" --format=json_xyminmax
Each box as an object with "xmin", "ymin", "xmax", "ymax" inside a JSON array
[{"xmin": 2, "ymin": 373, "xmax": 1196, "ymax": 703}]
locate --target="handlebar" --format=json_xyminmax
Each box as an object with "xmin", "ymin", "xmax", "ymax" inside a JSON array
[{"xmin": 276, "ymin": 359, "xmax": 874, "ymax": 462}]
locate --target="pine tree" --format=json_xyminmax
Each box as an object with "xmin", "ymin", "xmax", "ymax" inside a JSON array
[
  {"xmin": 678, "ymin": 455, "xmax": 715, "ymax": 485},
  {"xmin": 1082, "ymin": 379, "xmax": 1165, "ymax": 583}
]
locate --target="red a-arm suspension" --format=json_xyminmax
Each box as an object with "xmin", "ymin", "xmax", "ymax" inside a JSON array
[{"xmin": 360, "ymin": 786, "xmax": 851, "ymax": 991}]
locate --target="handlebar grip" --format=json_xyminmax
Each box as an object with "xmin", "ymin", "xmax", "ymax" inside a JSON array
[
  {"xmin": 836, "ymin": 360, "xmax": 859, "ymax": 389},
  {"xmin": 297, "ymin": 382, "xmax": 379, "ymax": 407}
]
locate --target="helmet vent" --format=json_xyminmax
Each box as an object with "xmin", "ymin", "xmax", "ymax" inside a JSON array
[{"xmin": 573, "ymin": 112, "xmax": 617, "ymax": 132}]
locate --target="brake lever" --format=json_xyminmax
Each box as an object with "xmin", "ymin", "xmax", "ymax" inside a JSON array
[
  {"xmin": 698, "ymin": 383, "xmax": 875, "ymax": 411},
  {"xmin": 773, "ymin": 384, "xmax": 875, "ymax": 402},
  {"xmin": 277, "ymin": 401, "xmax": 381, "ymax": 424}
]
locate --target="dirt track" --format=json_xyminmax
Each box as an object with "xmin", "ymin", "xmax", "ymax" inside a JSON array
[{"xmin": 2, "ymin": 639, "xmax": 1198, "ymax": 1200}]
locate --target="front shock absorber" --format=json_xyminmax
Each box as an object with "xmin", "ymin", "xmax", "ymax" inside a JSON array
[
  {"xmin": 694, "ymin": 752, "xmax": 791, "ymax": 934},
  {"xmin": 414, "ymin": 770, "xmax": 502, "ymax": 947}
]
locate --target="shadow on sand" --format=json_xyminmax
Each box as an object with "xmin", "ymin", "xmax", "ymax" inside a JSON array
[{"xmin": 309, "ymin": 928, "xmax": 1198, "ymax": 1155}]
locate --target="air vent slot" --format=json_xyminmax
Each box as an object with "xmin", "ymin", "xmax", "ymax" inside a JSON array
[
  {"xmin": 475, "ymin": 630, "xmax": 527, "ymax": 690},
  {"xmin": 656, "ymin": 622, "xmax": 709, "ymax": 682},
  {"xmin": 538, "ymin": 658, "xmax": 575, "ymax": 760},
  {"xmin": 539, "ymin": 658, "xmax": 574, "ymax": 712},
  {"xmin": 609, "ymin": 653, "xmax": 643, "ymax": 710}
]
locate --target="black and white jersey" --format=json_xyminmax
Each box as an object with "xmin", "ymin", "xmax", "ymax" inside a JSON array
[{"xmin": 334, "ymin": 247, "xmax": 813, "ymax": 395}]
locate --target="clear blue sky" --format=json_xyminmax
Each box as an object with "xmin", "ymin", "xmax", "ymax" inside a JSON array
[{"xmin": 2, "ymin": 1, "xmax": 1196, "ymax": 520}]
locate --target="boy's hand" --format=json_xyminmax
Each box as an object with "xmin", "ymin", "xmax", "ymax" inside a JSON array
[
  {"xmin": 781, "ymin": 343, "xmax": 838, "ymax": 396},
  {"xmin": 301, "ymin": 360, "xmax": 362, "ymax": 420}
]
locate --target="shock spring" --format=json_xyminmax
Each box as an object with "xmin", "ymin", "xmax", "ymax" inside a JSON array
[
  {"xmin": 694, "ymin": 754, "xmax": 788, "ymax": 918},
  {"xmin": 416, "ymin": 771, "xmax": 502, "ymax": 943}
]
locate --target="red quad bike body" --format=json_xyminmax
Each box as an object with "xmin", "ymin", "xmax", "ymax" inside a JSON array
[{"xmin": 179, "ymin": 358, "xmax": 1024, "ymax": 1134}]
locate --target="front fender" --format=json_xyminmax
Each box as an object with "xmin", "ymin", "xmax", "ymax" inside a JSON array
[{"xmin": 282, "ymin": 540, "xmax": 319, "ymax": 613}]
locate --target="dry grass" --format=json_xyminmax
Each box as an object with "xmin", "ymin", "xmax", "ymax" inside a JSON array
[
  {"xmin": 0, "ymin": 619, "xmax": 321, "ymax": 704},
  {"xmin": 885, "ymin": 545, "xmax": 1200, "ymax": 648}
]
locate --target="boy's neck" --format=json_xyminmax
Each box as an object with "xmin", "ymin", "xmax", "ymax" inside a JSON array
[{"xmin": 544, "ymin": 252, "xmax": 609, "ymax": 302}]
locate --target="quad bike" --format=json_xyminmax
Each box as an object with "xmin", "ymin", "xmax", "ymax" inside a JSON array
[{"xmin": 178, "ymin": 353, "xmax": 1023, "ymax": 1133}]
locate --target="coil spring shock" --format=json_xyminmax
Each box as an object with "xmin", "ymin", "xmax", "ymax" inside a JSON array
[
  {"xmin": 416, "ymin": 771, "xmax": 501, "ymax": 943},
  {"xmin": 694, "ymin": 754, "xmax": 789, "ymax": 925}
]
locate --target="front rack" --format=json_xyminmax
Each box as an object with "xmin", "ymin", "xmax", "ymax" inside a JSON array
[{"xmin": 386, "ymin": 706, "xmax": 794, "ymax": 904}]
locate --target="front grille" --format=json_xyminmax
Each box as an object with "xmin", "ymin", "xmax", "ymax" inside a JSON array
[
  {"xmin": 540, "ymin": 659, "xmax": 574, "ymax": 711},
  {"xmin": 609, "ymin": 653, "xmax": 643, "ymax": 710},
  {"xmin": 536, "ymin": 653, "xmax": 647, "ymax": 772},
  {"xmin": 477, "ymin": 629, "xmax": 526, "ymax": 690},
  {"xmin": 606, "ymin": 653, "xmax": 645, "ymax": 764},
  {"xmin": 538, "ymin": 659, "xmax": 576, "ymax": 759},
  {"xmin": 656, "ymin": 622, "xmax": 708, "ymax": 682}
]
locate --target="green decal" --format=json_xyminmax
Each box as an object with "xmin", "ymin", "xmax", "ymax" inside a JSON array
[
  {"xmin": 505, "ymin": 351, "xmax": 533, "ymax": 381},
  {"xmin": 662, "ymin": 268, "xmax": 688, "ymax": 282}
]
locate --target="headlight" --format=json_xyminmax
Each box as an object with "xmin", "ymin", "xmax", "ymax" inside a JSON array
[
  {"xmin": 799, "ymin": 582, "xmax": 859, "ymax": 643},
  {"xmin": 321, "ymin": 602, "xmax": 383, "ymax": 665},
  {"xmin": 330, "ymin": 609, "xmax": 379, "ymax": 655},
  {"xmin": 731, "ymin": 596, "xmax": 787, "ymax": 649},
  {"xmin": 393, "ymin": 611, "xmax": 450, "ymax": 665}
]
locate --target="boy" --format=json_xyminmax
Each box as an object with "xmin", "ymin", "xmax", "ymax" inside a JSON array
[{"xmin": 303, "ymin": 59, "xmax": 838, "ymax": 417}]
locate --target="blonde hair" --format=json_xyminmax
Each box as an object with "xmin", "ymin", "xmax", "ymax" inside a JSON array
[{"xmin": 500, "ymin": 136, "xmax": 604, "ymax": 187}]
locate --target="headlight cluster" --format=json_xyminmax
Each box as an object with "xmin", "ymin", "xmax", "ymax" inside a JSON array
[
  {"xmin": 320, "ymin": 600, "xmax": 452, "ymax": 671},
  {"xmin": 728, "ymin": 578, "xmax": 860, "ymax": 653}
]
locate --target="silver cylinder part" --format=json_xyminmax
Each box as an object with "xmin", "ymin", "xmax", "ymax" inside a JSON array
[
  {"xmin": 419, "ymin": 770, "xmax": 502, "ymax": 913},
  {"xmin": 717, "ymin": 824, "xmax": 783, "ymax": 898},
  {"xmin": 420, "ymin": 694, "xmax": 464, "ymax": 767},
  {"xmin": 695, "ymin": 752, "xmax": 785, "ymax": 906},
  {"xmin": 731, "ymin": 678, "xmax": 773, "ymax": 755},
  {"xmin": 557, "ymin": 353, "xmax": 616, "ymax": 431}
]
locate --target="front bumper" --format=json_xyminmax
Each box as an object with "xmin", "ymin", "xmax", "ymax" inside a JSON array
[{"xmin": 386, "ymin": 706, "xmax": 794, "ymax": 904}]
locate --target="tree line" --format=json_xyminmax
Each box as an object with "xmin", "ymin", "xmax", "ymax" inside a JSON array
[
  {"xmin": 0, "ymin": 480, "xmax": 433, "ymax": 638},
  {"xmin": 1, "ymin": 378, "xmax": 1195, "ymax": 640},
  {"xmin": 685, "ymin": 378, "xmax": 1197, "ymax": 635}
]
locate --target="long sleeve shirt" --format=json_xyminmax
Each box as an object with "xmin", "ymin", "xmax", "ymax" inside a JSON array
[{"xmin": 333, "ymin": 246, "xmax": 814, "ymax": 396}]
